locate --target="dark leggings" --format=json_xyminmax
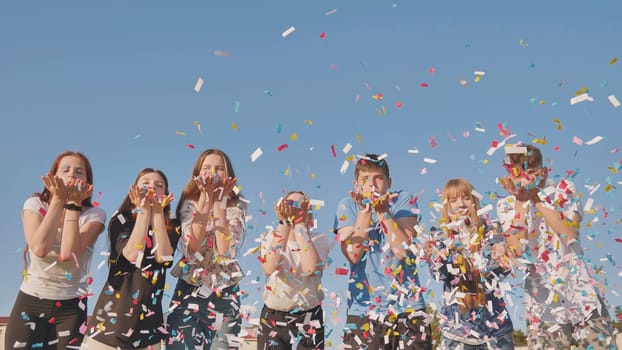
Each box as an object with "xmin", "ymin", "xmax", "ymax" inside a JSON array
[{"xmin": 5, "ymin": 291, "xmax": 87, "ymax": 350}]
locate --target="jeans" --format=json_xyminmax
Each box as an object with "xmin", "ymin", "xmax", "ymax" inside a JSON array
[
  {"xmin": 440, "ymin": 332, "xmax": 514, "ymax": 350},
  {"xmin": 166, "ymin": 279, "xmax": 241, "ymax": 350},
  {"xmin": 5, "ymin": 291, "xmax": 87, "ymax": 350}
]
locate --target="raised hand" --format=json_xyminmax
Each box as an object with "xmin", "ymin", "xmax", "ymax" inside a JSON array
[
  {"xmin": 129, "ymin": 184, "xmax": 155, "ymax": 213},
  {"xmin": 349, "ymin": 191, "xmax": 371, "ymax": 212},
  {"xmin": 42, "ymin": 175, "xmax": 69, "ymax": 202},
  {"xmin": 491, "ymin": 243, "xmax": 513, "ymax": 270},
  {"xmin": 66, "ymin": 178, "xmax": 93, "ymax": 204},
  {"xmin": 371, "ymin": 192, "xmax": 398, "ymax": 214}
]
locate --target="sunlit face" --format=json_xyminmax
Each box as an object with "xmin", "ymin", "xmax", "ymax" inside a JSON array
[
  {"xmin": 285, "ymin": 192, "xmax": 306, "ymax": 208},
  {"xmin": 137, "ymin": 172, "xmax": 167, "ymax": 196},
  {"xmin": 200, "ymin": 154, "xmax": 227, "ymax": 181},
  {"xmin": 506, "ymin": 164, "xmax": 545, "ymax": 188},
  {"xmin": 55, "ymin": 155, "xmax": 87, "ymax": 185},
  {"xmin": 447, "ymin": 192, "xmax": 474, "ymax": 218},
  {"xmin": 355, "ymin": 170, "xmax": 391, "ymax": 196}
]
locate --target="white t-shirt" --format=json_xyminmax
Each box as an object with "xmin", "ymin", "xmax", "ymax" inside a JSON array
[
  {"xmin": 20, "ymin": 196, "xmax": 106, "ymax": 300},
  {"xmin": 496, "ymin": 179, "xmax": 603, "ymax": 324},
  {"xmin": 261, "ymin": 229, "xmax": 330, "ymax": 312}
]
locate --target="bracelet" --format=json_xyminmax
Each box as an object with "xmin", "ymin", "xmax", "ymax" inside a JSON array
[
  {"xmin": 278, "ymin": 220, "xmax": 292, "ymax": 226},
  {"xmin": 64, "ymin": 203, "xmax": 82, "ymax": 212}
]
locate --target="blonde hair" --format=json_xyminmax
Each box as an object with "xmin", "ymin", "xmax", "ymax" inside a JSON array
[{"xmin": 440, "ymin": 178, "xmax": 486, "ymax": 313}]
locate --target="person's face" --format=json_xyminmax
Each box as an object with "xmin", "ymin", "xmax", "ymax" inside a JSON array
[
  {"xmin": 447, "ymin": 192, "xmax": 473, "ymax": 218},
  {"xmin": 355, "ymin": 170, "xmax": 391, "ymax": 196},
  {"xmin": 507, "ymin": 164, "xmax": 546, "ymax": 188},
  {"xmin": 55, "ymin": 155, "xmax": 87, "ymax": 185},
  {"xmin": 136, "ymin": 172, "xmax": 167, "ymax": 196},
  {"xmin": 285, "ymin": 192, "xmax": 306, "ymax": 208},
  {"xmin": 200, "ymin": 154, "xmax": 227, "ymax": 181}
]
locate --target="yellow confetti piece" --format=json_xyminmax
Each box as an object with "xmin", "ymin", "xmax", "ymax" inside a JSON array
[
  {"xmin": 304, "ymin": 119, "xmax": 313, "ymax": 125},
  {"xmin": 284, "ymin": 168, "xmax": 289, "ymax": 176},
  {"xmin": 474, "ymin": 75, "xmax": 482, "ymax": 83},
  {"xmin": 310, "ymin": 173, "xmax": 316, "ymax": 179},
  {"xmin": 175, "ymin": 131, "xmax": 186, "ymax": 136},
  {"xmin": 376, "ymin": 108, "xmax": 382, "ymax": 116},
  {"xmin": 538, "ymin": 99, "xmax": 546, "ymax": 105},
  {"xmin": 533, "ymin": 138, "xmax": 547, "ymax": 145},
  {"xmin": 610, "ymin": 57, "xmax": 618, "ymax": 65},
  {"xmin": 552, "ymin": 118, "xmax": 562, "ymax": 131},
  {"xmin": 232, "ymin": 122, "xmax": 237, "ymax": 130},
  {"xmin": 604, "ymin": 184, "xmax": 614, "ymax": 192},
  {"xmin": 290, "ymin": 133, "xmax": 297, "ymax": 141},
  {"xmin": 482, "ymin": 159, "xmax": 489, "ymax": 165},
  {"xmin": 382, "ymin": 106, "xmax": 387, "ymax": 114},
  {"xmin": 608, "ymin": 166, "xmax": 618, "ymax": 174},
  {"xmin": 193, "ymin": 120, "xmax": 200, "ymax": 126},
  {"xmin": 355, "ymin": 134, "xmax": 362, "ymax": 143},
  {"xmin": 575, "ymin": 87, "xmax": 588, "ymax": 96},
  {"xmin": 346, "ymin": 155, "xmax": 356, "ymax": 161},
  {"xmin": 355, "ymin": 282, "xmax": 364, "ymax": 290}
]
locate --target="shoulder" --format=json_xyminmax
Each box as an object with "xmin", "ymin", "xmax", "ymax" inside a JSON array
[{"xmin": 23, "ymin": 196, "xmax": 44, "ymax": 213}]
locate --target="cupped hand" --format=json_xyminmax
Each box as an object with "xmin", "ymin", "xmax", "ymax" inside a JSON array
[{"xmin": 42, "ymin": 175, "xmax": 69, "ymax": 202}]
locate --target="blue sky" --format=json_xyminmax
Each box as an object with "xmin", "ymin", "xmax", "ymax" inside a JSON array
[{"xmin": 1, "ymin": 0, "xmax": 621, "ymax": 346}]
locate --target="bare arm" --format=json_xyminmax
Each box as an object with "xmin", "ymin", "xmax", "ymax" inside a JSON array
[{"xmin": 261, "ymin": 223, "xmax": 290, "ymax": 275}]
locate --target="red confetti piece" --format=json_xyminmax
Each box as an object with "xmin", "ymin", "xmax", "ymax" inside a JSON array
[
  {"xmin": 491, "ymin": 140, "xmax": 499, "ymax": 148},
  {"xmin": 335, "ymin": 267, "xmax": 349, "ymax": 275},
  {"xmin": 320, "ymin": 32, "xmax": 326, "ymax": 39},
  {"xmin": 429, "ymin": 136, "xmax": 438, "ymax": 149},
  {"xmin": 615, "ymin": 238, "xmax": 622, "ymax": 243},
  {"xmin": 39, "ymin": 207, "xmax": 47, "ymax": 216},
  {"xmin": 554, "ymin": 146, "xmax": 561, "ymax": 151},
  {"xmin": 330, "ymin": 144, "xmax": 336, "ymax": 158},
  {"xmin": 420, "ymin": 83, "xmax": 429, "ymax": 88},
  {"xmin": 395, "ymin": 101, "xmax": 403, "ymax": 108},
  {"xmin": 186, "ymin": 144, "xmax": 195, "ymax": 150},
  {"xmin": 277, "ymin": 144, "xmax": 288, "ymax": 152},
  {"xmin": 497, "ymin": 123, "xmax": 510, "ymax": 137},
  {"xmin": 49, "ymin": 317, "xmax": 56, "ymax": 324},
  {"xmin": 429, "ymin": 67, "xmax": 436, "ymax": 74}
]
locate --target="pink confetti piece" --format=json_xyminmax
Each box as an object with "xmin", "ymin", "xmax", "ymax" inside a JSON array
[
  {"xmin": 330, "ymin": 144, "xmax": 336, "ymax": 158},
  {"xmin": 335, "ymin": 267, "xmax": 349, "ymax": 275},
  {"xmin": 395, "ymin": 101, "xmax": 403, "ymax": 108},
  {"xmin": 421, "ymin": 168, "xmax": 427, "ymax": 175},
  {"xmin": 277, "ymin": 144, "xmax": 288, "ymax": 152},
  {"xmin": 186, "ymin": 144, "xmax": 195, "ymax": 150},
  {"xmin": 572, "ymin": 136, "xmax": 584, "ymax": 146},
  {"xmin": 420, "ymin": 82, "xmax": 429, "ymax": 88},
  {"xmin": 429, "ymin": 136, "xmax": 438, "ymax": 149},
  {"xmin": 320, "ymin": 32, "xmax": 326, "ymax": 39},
  {"xmin": 610, "ymin": 147, "xmax": 620, "ymax": 153},
  {"xmin": 428, "ymin": 67, "xmax": 436, "ymax": 74},
  {"xmin": 39, "ymin": 207, "xmax": 47, "ymax": 216},
  {"xmin": 355, "ymin": 93, "xmax": 360, "ymax": 103}
]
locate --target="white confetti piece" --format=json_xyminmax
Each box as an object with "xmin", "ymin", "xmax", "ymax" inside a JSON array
[
  {"xmin": 471, "ymin": 190, "xmax": 483, "ymax": 200},
  {"xmin": 281, "ymin": 26, "xmax": 296, "ymax": 38},
  {"xmin": 585, "ymin": 135, "xmax": 604, "ymax": 145},
  {"xmin": 251, "ymin": 147, "xmax": 263, "ymax": 162},
  {"xmin": 309, "ymin": 199, "xmax": 325, "ymax": 207},
  {"xmin": 570, "ymin": 93, "xmax": 593, "ymax": 105},
  {"xmin": 325, "ymin": 8, "xmax": 337, "ymax": 16},
  {"xmin": 194, "ymin": 77, "xmax": 204, "ymax": 93},
  {"xmin": 608, "ymin": 94, "xmax": 621, "ymax": 107},
  {"xmin": 423, "ymin": 157, "xmax": 437, "ymax": 164},
  {"xmin": 407, "ymin": 148, "xmax": 419, "ymax": 154},
  {"xmin": 342, "ymin": 143, "xmax": 352, "ymax": 154},
  {"xmin": 476, "ymin": 204, "xmax": 493, "ymax": 216},
  {"xmin": 474, "ymin": 127, "xmax": 486, "ymax": 133},
  {"xmin": 583, "ymin": 198, "xmax": 594, "ymax": 212},
  {"xmin": 339, "ymin": 160, "xmax": 350, "ymax": 175},
  {"xmin": 473, "ymin": 71, "xmax": 485, "ymax": 76},
  {"xmin": 505, "ymin": 146, "xmax": 527, "ymax": 154}
]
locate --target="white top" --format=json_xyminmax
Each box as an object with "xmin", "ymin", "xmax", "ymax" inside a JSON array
[
  {"xmin": 261, "ymin": 229, "xmax": 330, "ymax": 312},
  {"xmin": 497, "ymin": 179, "xmax": 603, "ymax": 324},
  {"xmin": 171, "ymin": 200, "xmax": 246, "ymax": 297},
  {"xmin": 20, "ymin": 196, "xmax": 106, "ymax": 300}
]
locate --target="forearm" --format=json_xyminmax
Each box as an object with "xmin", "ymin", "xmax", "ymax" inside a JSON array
[
  {"xmin": 379, "ymin": 213, "xmax": 410, "ymax": 259},
  {"xmin": 186, "ymin": 213, "xmax": 210, "ymax": 254},
  {"xmin": 151, "ymin": 212, "xmax": 174, "ymax": 263},
  {"xmin": 294, "ymin": 224, "xmax": 321, "ymax": 273},
  {"xmin": 29, "ymin": 199, "xmax": 65, "ymax": 257},
  {"xmin": 262, "ymin": 224, "xmax": 289, "ymax": 274},
  {"xmin": 213, "ymin": 203, "xmax": 231, "ymax": 255},
  {"xmin": 59, "ymin": 208, "xmax": 82, "ymax": 261},
  {"xmin": 122, "ymin": 212, "xmax": 151, "ymax": 262},
  {"xmin": 343, "ymin": 214, "xmax": 371, "ymax": 263},
  {"xmin": 536, "ymin": 203, "xmax": 578, "ymax": 242}
]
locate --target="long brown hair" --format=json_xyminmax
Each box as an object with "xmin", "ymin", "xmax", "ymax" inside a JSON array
[
  {"xmin": 175, "ymin": 149, "xmax": 241, "ymax": 219},
  {"xmin": 440, "ymin": 178, "xmax": 486, "ymax": 312},
  {"xmin": 36, "ymin": 151, "xmax": 94, "ymax": 207}
]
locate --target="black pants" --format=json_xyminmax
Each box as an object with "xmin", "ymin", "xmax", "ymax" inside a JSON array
[
  {"xmin": 5, "ymin": 291, "xmax": 87, "ymax": 350},
  {"xmin": 343, "ymin": 313, "xmax": 432, "ymax": 350},
  {"xmin": 257, "ymin": 304, "xmax": 325, "ymax": 350}
]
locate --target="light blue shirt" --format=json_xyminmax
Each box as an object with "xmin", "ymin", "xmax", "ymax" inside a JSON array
[{"xmin": 334, "ymin": 190, "xmax": 426, "ymax": 317}]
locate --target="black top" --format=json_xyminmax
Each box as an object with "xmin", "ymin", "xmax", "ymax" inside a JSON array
[{"xmin": 86, "ymin": 211, "xmax": 180, "ymax": 349}]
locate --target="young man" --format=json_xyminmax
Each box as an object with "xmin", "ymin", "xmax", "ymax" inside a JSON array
[
  {"xmin": 497, "ymin": 144, "xmax": 616, "ymax": 350},
  {"xmin": 334, "ymin": 154, "xmax": 432, "ymax": 350}
]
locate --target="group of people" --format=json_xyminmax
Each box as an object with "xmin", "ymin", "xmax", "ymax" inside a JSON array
[{"xmin": 5, "ymin": 145, "xmax": 618, "ymax": 350}]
